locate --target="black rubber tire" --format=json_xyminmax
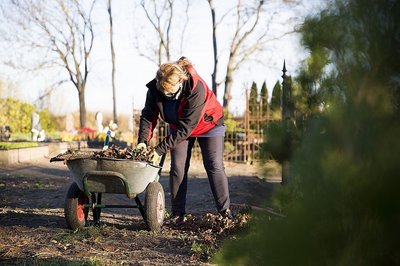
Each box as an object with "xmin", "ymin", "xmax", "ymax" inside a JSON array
[
  {"xmin": 64, "ymin": 182, "xmax": 88, "ymax": 230},
  {"xmin": 145, "ymin": 182, "xmax": 165, "ymax": 232}
]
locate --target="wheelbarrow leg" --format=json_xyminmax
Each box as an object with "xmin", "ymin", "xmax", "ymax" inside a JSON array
[
  {"xmin": 84, "ymin": 197, "xmax": 89, "ymax": 226},
  {"xmin": 91, "ymin": 193, "xmax": 102, "ymax": 225},
  {"xmin": 134, "ymin": 196, "xmax": 146, "ymax": 222}
]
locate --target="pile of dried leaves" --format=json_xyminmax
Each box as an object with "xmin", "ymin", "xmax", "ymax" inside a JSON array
[
  {"xmin": 165, "ymin": 212, "xmax": 251, "ymax": 237},
  {"xmin": 162, "ymin": 211, "xmax": 252, "ymax": 261},
  {"xmin": 50, "ymin": 145, "xmax": 156, "ymax": 163},
  {"xmin": 49, "ymin": 149, "xmax": 94, "ymax": 162}
]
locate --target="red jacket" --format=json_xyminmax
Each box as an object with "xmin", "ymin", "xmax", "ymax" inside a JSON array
[{"xmin": 138, "ymin": 66, "xmax": 224, "ymax": 154}]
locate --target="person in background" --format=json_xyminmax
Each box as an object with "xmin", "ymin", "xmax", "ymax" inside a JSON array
[{"xmin": 137, "ymin": 56, "xmax": 232, "ymax": 223}]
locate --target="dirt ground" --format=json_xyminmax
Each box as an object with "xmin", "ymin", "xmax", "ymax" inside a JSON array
[{"xmin": 0, "ymin": 157, "xmax": 280, "ymax": 265}]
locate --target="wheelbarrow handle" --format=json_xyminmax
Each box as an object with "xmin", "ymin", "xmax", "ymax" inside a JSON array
[
  {"xmin": 157, "ymin": 153, "xmax": 167, "ymax": 177},
  {"xmin": 159, "ymin": 153, "xmax": 167, "ymax": 168}
]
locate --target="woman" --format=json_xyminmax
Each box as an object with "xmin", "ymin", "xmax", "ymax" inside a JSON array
[{"xmin": 137, "ymin": 57, "xmax": 231, "ymax": 222}]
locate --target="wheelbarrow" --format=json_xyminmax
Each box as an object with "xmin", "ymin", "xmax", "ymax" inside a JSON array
[{"xmin": 64, "ymin": 155, "xmax": 166, "ymax": 232}]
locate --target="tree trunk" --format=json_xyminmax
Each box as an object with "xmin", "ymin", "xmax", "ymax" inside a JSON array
[
  {"xmin": 78, "ymin": 88, "xmax": 86, "ymax": 128},
  {"xmin": 108, "ymin": 0, "xmax": 117, "ymax": 124},
  {"xmin": 208, "ymin": 0, "xmax": 218, "ymax": 95},
  {"xmin": 135, "ymin": 0, "xmax": 191, "ymax": 67},
  {"xmin": 223, "ymin": 63, "xmax": 233, "ymax": 110}
]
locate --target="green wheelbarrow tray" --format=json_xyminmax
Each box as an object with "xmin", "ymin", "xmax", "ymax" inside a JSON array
[{"xmin": 66, "ymin": 158, "xmax": 162, "ymax": 199}]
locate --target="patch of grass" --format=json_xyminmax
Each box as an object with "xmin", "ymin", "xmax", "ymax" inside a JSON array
[
  {"xmin": 81, "ymin": 256, "xmax": 108, "ymax": 266},
  {"xmin": 55, "ymin": 227, "xmax": 104, "ymax": 244},
  {"xmin": 191, "ymin": 241, "xmax": 215, "ymax": 259},
  {"xmin": 29, "ymin": 256, "xmax": 108, "ymax": 266},
  {"xmin": 9, "ymin": 132, "xmax": 31, "ymax": 141},
  {"xmin": 33, "ymin": 183, "xmax": 46, "ymax": 189},
  {"xmin": 9, "ymin": 131, "xmax": 63, "ymax": 141},
  {"xmin": 0, "ymin": 141, "xmax": 38, "ymax": 149}
]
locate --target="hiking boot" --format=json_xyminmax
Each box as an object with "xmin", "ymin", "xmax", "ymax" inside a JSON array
[
  {"xmin": 219, "ymin": 209, "xmax": 233, "ymax": 219},
  {"xmin": 174, "ymin": 215, "xmax": 187, "ymax": 226},
  {"xmin": 170, "ymin": 212, "xmax": 186, "ymax": 226}
]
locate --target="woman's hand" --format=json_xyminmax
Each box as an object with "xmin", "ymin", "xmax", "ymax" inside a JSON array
[
  {"xmin": 135, "ymin": 143, "xmax": 147, "ymax": 152},
  {"xmin": 150, "ymin": 150, "xmax": 161, "ymax": 165}
]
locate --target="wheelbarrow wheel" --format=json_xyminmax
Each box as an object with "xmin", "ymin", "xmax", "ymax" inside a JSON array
[
  {"xmin": 145, "ymin": 181, "xmax": 165, "ymax": 232},
  {"xmin": 65, "ymin": 182, "xmax": 88, "ymax": 230}
]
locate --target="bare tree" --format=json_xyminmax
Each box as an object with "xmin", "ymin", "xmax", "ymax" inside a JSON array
[
  {"xmin": 208, "ymin": 0, "xmax": 218, "ymax": 95},
  {"xmin": 207, "ymin": 0, "xmax": 274, "ymax": 110},
  {"xmin": 133, "ymin": 0, "xmax": 190, "ymax": 66},
  {"xmin": 108, "ymin": 0, "xmax": 118, "ymax": 124},
  {"xmin": 0, "ymin": 0, "xmax": 96, "ymax": 127}
]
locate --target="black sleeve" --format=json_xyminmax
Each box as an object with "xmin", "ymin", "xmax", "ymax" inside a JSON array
[
  {"xmin": 138, "ymin": 85, "xmax": 159, "ymax": 144},
  {"xmin": 155, "ymin": 81, "xmax": 206, "ymax": 154}
]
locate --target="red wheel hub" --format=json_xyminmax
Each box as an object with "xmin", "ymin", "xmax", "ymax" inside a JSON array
[{"xmin": 77, "ymin": 194, "xmax": 86, "ymax": 221}]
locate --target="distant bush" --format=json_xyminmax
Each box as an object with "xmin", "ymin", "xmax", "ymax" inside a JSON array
[
  {"xmin": 38, "ymin": 109, "xmax": 58, "ymax": 132},
  {"xmin": 0, "ymin": 98, "xmax": 59, "ymax": 134},
  {"xmin": 0, "ymin": 98, "xmax": 35, "ymax": 133},
  {"xmin": 223, "ymin": 109, "xmax": 237, "ymax": 133}
]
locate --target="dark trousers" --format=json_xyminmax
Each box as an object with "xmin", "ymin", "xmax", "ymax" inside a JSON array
[{"xmin": 169, "ymin": 136, "xmax": 230, "ymax": 215}]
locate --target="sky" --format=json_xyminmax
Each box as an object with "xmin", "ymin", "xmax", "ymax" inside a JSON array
[{"xmin": 0, "ymin": 0, "xmax": 325, "ymax": 119}]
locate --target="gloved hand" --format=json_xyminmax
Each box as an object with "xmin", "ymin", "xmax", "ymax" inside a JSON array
[
  {"xmin": 150, "ymin": 150, "xmax": 161, "ymax": 165},
  {"xmin": 135, "ymin": 143, "xmax": 147, "ymax": 152}
]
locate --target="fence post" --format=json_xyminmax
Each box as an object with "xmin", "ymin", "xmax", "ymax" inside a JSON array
[
  {"xmin": 281, "ymin": 60, "xmax": 291, "ymax": 185},
  {"xmin": 244, "ymin": 88, "xmax": 249, "ymax": 163}
]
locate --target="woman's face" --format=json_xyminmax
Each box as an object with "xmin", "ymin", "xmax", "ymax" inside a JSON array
[
  {"xmin": 163, "ymin": 82, "xmax": 183, "ymax": 100},
  {"xmin": 165, "ymin": 82, "xmax": 182, "ymax": 94}
]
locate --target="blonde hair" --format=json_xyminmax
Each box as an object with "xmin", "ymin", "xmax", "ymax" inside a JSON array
[{"xmin": 156, "ymin": 57, "xmax": 193, "ymax": 93}]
